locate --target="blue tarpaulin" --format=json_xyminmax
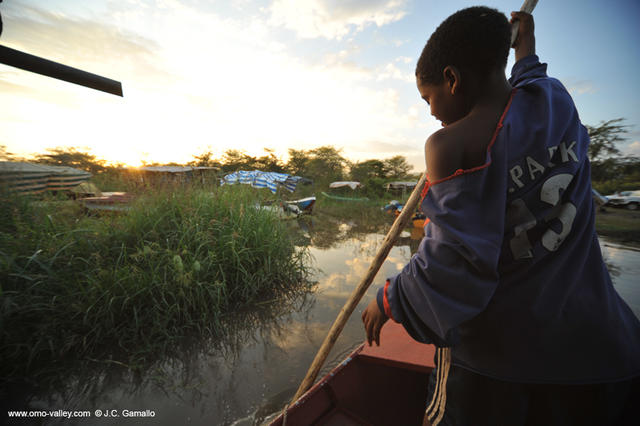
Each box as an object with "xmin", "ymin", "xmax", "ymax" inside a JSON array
[{"xmin": 220, "ymin": 170, "xmax": 308, "ymax": 193}]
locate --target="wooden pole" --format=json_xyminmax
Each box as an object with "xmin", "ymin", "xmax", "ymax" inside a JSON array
[
  {"xmin": 291, "ymin": 0, "xmax": 540, "ymax": 407},
  {"xmin": 290, "ymin": 172, "xmax": 428, "ymax": 403}
]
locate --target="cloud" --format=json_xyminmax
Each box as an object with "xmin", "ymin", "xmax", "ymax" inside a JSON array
[
  {"xmin": 624, "ymin": 141, "xmax": 640, "ymax": 157},
  {"xmin": 1, "ymin": 0, "xmax": 425, "ymax": 167},
  {"xmin": 376, "ymin": 62, "xmax": 413, "ymax": 83},
  {"xmin": 351, "ymin": 140, "xmax": 418, "ymax": 154},
  {"xmin": 268, "ymin": 0, "xmax": 407, "ymax": 40},
  {"xmin": 565, "ymin": 79, "xmax": 597, "ymax": 95},
  {"xmin": 1, "ymin": 1, "xmax": 172, "ymax": 92}
]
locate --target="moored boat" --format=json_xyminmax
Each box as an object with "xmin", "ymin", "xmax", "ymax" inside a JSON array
[
  {"xmin": 384, "ymin": 201, "xmax": 429, "ymax": 229},
  {"xmin": 269, "ymin": 322, "xmax": 435, "ymax": 426},
  {"xmin": 321, "ymin": 191, "xmax": 369, "ymax": 202},
  {"xmin": 286, "ymin": 196, "xmax": 316, "ymax": 214},
  {"xmin": 80, "ymin": 192, "xmax": 133, "ymax": 212}
]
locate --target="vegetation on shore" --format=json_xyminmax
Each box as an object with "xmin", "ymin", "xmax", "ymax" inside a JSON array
[
  {"xmin": 595, "ymin": 207, "xmax": 640, "ymax": 245},
  {"xmin": 0, "ymin": 116, "xmax": 638, "ymax": 390},
  {"xmin": 0, "ymin": 185, "xmax": 313, "ymax": 388}
]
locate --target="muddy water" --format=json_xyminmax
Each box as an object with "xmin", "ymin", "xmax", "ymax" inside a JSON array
[{"xmin": 20, "ymin": 220, "xmax": 640, "ymax": 425}]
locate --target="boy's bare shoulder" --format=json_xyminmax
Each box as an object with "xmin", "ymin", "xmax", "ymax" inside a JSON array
[
  {"xmin": 425, "ymin": 116, "xmax": 491, "ymax": 181},
  {"xmin": 425, "ymin": 127, "xmax": 460, "ymax": 182}
]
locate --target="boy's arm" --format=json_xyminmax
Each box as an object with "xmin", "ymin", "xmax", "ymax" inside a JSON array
[
  {"xmin": 511, "ymin": 11, "xmax": 535, "ymax": 62},
  {"xmin": 508, "ymin": 11, "xmax": 546, "ymax": 88}
]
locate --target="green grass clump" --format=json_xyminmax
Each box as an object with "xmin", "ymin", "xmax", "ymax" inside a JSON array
[
  {"xmin": 595, "ymin": 207, "xmax": 640, "ymax": 244},
  {"xmin": 0, "ymin": 186, "xmax": 312, "ymax": 388}
]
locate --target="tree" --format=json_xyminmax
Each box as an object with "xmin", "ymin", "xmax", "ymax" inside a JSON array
[
  {"xmin": 286, "ymin": 148, "xmax": 310, "ymax": 176},
  {"xmin": 254, "ymin": 148, "xmax": 285, "ymax": 173},
  {"xmin": 220, "ymin": 149, "xmax": 257, "ymax": 172},
  {"xmin": 585, "ymin": 118, "xmax": 627, "ymax": 163},
  {"xmin": 34, "ymin": 147, "xmax": 106, "ymax": 174},
  {"xmin": 383, "ymin": 155, "xmax": 412, "ymax": 179},
  {"xmin": 305, "ymin": 146, "xmax": 348, "ymax": 181},
  {"xmin": 0, "ymin": 145, "xmax": 16, "ymax": 161},
  {"xmin": 350, "ymin": 159, "xmax": 386, "ymax": 182},
  {"xmin": 191, "ymin": 149, "xmax": 222, "ymax": 168},
  {"xmin": 586, "ymin": 118, "xmax": 630, "ymax": 182}
]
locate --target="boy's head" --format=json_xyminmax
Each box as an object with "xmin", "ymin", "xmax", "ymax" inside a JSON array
[{"xmin": 415, "ymin": 6, "xmax": 511, "ymax": 86}]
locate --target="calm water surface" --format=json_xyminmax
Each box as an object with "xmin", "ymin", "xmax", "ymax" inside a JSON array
[{"xmin": 17, "ymin": 218, "xmax": 640, "ymax": 425}]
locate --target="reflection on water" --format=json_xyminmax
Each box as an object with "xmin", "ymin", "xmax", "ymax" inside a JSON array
[
  {"xmin": 600, "ymin": 238, "xmax": 640, "ymax": 317},
  {"xmin": 4, "ymin": 217, "xmax": 638, "ymax": 426}
]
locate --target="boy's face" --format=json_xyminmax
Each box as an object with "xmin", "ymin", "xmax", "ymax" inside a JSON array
[{"xmin": 416, "ymin": 74, "xmax": 465, "ymax": 127}]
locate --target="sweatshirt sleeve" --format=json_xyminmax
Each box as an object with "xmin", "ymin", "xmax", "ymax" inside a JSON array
[
  {"xmin": 509, "ymin": 54, "xmax": 548, "ymax": 87},
  {"xmin": 378, "ymin": 158, "xmax": 508, "ymax": 347}
]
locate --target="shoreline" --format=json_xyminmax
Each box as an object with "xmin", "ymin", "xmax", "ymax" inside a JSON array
[{"xmin": 595, "ymin": 207, "xmax": 640, "ymax": 248}]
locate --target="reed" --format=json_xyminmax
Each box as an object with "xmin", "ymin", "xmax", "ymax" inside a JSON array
[{"xmin": 0, "ymin": 185, "xmax": 312, "ymax": 388}]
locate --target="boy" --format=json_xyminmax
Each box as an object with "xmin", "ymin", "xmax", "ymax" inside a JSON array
[{"xmin": 362, "ymin": 7, "xmax": 640, "ymax": 426}]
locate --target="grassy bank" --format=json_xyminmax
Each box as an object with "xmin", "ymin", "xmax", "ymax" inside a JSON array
[
  {"xmin": 0, "ymin": 186, "xmax": 312, "ymax": 388},
  {"xmin": 595, "ymin": 207, "xmax": 640, "ymax": 245}
]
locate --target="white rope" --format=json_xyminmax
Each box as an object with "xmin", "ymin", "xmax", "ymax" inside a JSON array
[{"xmin": 426, "ymin": 347, "xmax": 451, "ymax": 426}]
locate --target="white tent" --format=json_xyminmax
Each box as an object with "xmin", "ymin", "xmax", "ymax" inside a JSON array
[{"xmin": 329, "ymin": 181, "xmax": 361, "ymax": 190}]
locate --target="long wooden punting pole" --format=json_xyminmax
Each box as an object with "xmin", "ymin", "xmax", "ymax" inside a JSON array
[
  {"xmin": 290, "ymin": 172, "xmax": 428, "ymax": 403},
  {"xmin": 0, "ymin": 44, "xmax": 123, "ymax": 97},
  {"xmin": 290, "ymin": 0, "xmax": 540, "ymax": 407}
]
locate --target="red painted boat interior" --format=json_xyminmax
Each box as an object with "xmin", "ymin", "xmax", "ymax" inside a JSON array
[
  {"xmin": 360, "ymin": 321, "xmax": 435, "ymax": 373},
  {"xmin": 271, "ymin": 322, "xmax": 436, "ymax": 426}
]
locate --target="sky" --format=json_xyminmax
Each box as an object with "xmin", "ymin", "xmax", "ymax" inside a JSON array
[{"xmin": 1, "ymin": 0, "xmax": 639, "ymax": 170}]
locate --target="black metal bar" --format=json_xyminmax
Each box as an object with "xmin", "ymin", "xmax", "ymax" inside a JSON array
[{"xmin": 0, "ymin": 44, "xmax": 123, "ymax": 96}]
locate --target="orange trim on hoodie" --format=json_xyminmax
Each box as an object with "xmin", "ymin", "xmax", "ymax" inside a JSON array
[
  {"xmin": 383, "ymin": 279, "xmax": 393, "ymax": 320},
  {"xmin": 420, "ymin": 89, "xmax": 517, "ymax": 201}
]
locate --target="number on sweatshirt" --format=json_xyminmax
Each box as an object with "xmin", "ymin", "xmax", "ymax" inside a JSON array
[{"xmin": 508, "ymin": 173, "xmax": 577, "ymax": 260}]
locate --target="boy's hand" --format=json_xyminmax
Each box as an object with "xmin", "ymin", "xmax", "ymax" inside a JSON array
[
  {"xmin": 510, "ymin": 11, "xmax": 535, "ymax": 62},
  {"xmin": 362, "ymin": 298, "xmax": 388, "ymax": 346}
]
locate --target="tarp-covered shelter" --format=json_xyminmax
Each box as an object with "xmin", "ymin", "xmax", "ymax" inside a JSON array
[
  {"xmin": 384, "ymin": 181, "xmax": 417, "ymax": 190},
  {"xmin": 220, "ymin": 170, "xmax": 311, "ymax": 194},
  {"xmin": 0, "ymin": 161, "xmax": 91, "ymax": 194},
  {"xmin": 127, "ymin": 166, "xmax": 219, "ymax": 185},
  {"xmin": 70, "ymin": 182, "xmax": 102, "ymax": 197},
  {"xmin": 329, "ymin": 181, "xmax": 361, "ymax": 190}
]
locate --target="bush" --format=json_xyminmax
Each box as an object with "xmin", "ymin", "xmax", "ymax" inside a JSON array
[{"xmin": 0, "ymin": 186, "xmax": 312, "ymax": 387}]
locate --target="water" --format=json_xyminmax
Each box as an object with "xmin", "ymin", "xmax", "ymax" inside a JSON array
[{"xmin": 7, "ymin": 219, "xmax": 639, "ymax": 425}]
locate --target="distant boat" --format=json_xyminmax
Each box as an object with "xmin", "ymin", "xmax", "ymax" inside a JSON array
[
  {"xmin": 383, "ymin": 200, "xmax": 429, "ymax": 228},
  {"xmin": 269, "ymin": 321, "xmax": 435, "ymax": 426},
  {"xmin": 322, "ymin": 181, "xmax": 369, "ymax": 202},
  {"xmin": 286, "ymin": 196, "xmax": 316, "ymax": 214},
  {"xmin": 80, "ymin": 192, "xmax": 133, "ymax": 212},
  {"xmin": 321, "ymin": 192, "xmax": 369, "ymax": 202}
]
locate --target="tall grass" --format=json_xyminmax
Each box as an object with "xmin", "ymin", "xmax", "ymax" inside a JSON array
[{"xmin": 0, "ymin": 185, "xmax": 313, "ymax": 389}]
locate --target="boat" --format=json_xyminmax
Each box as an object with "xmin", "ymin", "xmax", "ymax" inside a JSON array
[
  {"xmin": 412, "ymin": 212, "xmax": 428, "ymax": 228},
  {"xmin": 321, "ymin": 192, "xmax": 369, "ymax": 202},
  {"xmin": 384, "ymin": 201, "xmax": 429, "ymax": 228},
  {"xmin": 322, "ymin": 181, "xmax": 369, "ymax": 202},
  {"xmin": 269, "ymin": 321, "xmax": 435, "ymax": 426},
  {"xmin": 256, "ymin": 201, "xmax": 301, "ymax": 219},
  {"xmin": 80, "ymin": 192, "xmax": 133, "ymax": 212},
  {"xmin": 286, "ymin": 196, "xmax": 316, "ymax": 214}
]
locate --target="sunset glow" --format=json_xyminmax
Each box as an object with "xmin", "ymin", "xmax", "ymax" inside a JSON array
[{"xmin": 2, "ymin": 0, "xmax": 639, "ymax": 168}]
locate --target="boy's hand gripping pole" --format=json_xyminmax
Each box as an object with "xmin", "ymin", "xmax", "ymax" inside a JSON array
[
  {"xmin": 511, "ymin": 0, "xmax": 539, "ymax": 45},
  {"xmin": 290, "ymin": 172, "xmax": 428, "ymax": 404},
  {"xmin": 290, "ymin": 0, "xmax": 540, "ymax": 409}
]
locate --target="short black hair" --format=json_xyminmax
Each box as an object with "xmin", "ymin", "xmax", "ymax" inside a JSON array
[{"xmin": 416, "ymin": 6, "xmax": 511, "ymax": 85}]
